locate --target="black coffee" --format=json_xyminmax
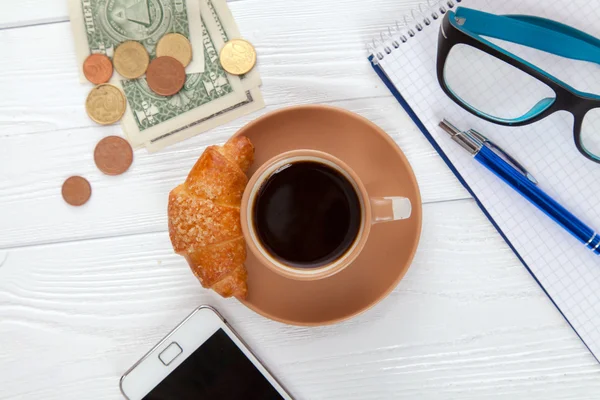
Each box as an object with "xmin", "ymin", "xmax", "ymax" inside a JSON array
[{"xmin": 253, "ymin": 161, "xmax": 361, "ymax": 268}]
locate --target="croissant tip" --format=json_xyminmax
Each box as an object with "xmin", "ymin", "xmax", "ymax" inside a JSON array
[{"xmin": 236, "ymin": 292, "xmax": 248, "ymax": 301}]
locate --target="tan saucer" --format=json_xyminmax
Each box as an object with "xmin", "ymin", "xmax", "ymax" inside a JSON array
[{"xmin": 234, "ymin": 105, "xmax": 422, "ymax": 326}]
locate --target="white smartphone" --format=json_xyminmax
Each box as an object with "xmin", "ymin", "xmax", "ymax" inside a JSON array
[{"xmin": 120, "ymin": 306, "xmax": 293, "ymax": 400}]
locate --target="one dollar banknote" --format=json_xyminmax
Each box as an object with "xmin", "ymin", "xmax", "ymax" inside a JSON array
[{"xmin": 121, "ymin": 0, "xmax": 265, "ymax": 152}]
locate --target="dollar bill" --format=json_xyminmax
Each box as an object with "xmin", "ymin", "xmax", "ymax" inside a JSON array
[
  {"xmin": 68, "ymin": 0, "xmax": 205, "ymax": 83},
  {"xmin": 121, "ymin": 0, "xmax": 265, "ymax": 152},
  {"xmin": 144, "ymin": 88, "xmax": 265, "ymax": 151},
  {"xmin": 142, "ymin": 0, "xmax": 265, "ymax": 151},
  {"xmin": 120, "ymin": 13, "xmax": 246, "ymax": 147}
]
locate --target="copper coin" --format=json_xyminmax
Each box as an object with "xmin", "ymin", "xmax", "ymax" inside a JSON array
[
  {"xmin": 62, "ymin": 176, "xmax": 92, "ymax": 206},
  {"xmin": 83, "ymin": 54, "xmax": 113, "ymax": 84},
  {"xmin": 94, "ymin": 136, "xmax": 134, "ymax": 176},
  {"xmin": 146, "ymin": 56, "xmax": 186, "ymax": 96}
]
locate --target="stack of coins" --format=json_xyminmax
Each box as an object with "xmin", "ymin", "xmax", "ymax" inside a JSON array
[
  {"xmin": 82, "ymin": 34, "xmax": 194, "ymax": 126},
  {"xmin": 65, "ymin": 34, "xmax": 198, "ymax": 206},
  {"xmin": 66, "ymin": 34, "xmax": 259, "ymax": 206}
]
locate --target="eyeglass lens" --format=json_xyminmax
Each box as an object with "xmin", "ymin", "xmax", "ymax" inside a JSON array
[
  {"xmin": 443, "ymin": 43, "xmax": 556, "ymax": 124},
  {"xmin": 582, "ymin": 109, "xmax": 600, "ymax": 160}
]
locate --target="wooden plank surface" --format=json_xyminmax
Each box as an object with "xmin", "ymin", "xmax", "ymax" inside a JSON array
[
  {"xmin": 1, "ymin": 200, "xmax": 599, "ymax": 400},
  {"xmin": 1, "ymin": 0, "xmax": 599, "ymax": 398},
  {"xmin": 0, "ymin": 0, "xmax": 422, "ymax": 31},
  {"xmin": 0, "ymin": 1, "xmax": 467, "ymax": 248},
  {"xmin": 0, "ymin": 96, "xmax": 466, "ymax": 248},
  {"xmin": 0, "ymin": 0, "xmax": 68, "ymax": 29},
  {"xmin": 0, "ymin": 0, "xmax": 422, "ymax": 138}
]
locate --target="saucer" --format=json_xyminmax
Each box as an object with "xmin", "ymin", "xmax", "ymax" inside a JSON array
[{"xmin": 233, "ymin": 105, "xmax": 422, "ymax": 326}]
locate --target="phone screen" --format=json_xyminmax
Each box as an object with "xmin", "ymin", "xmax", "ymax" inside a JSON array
[{"xmin": 142, "ymin": 328, "xmax": 285, "ymax": 400}]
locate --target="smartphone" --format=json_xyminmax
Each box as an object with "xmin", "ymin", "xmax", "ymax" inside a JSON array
[{"xmin": 120, "ymin": 306, "xmax": 293, "ymax": 400}]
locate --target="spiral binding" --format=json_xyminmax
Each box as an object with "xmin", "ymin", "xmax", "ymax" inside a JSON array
[{"xmin": 368, "ymin": 0, "xmax": 462, "ymax": 64}]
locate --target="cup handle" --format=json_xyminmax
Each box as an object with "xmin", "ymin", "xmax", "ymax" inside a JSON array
[{"xmin": 370, "ymin": 197, "xmax": 412, "ymax": 224}]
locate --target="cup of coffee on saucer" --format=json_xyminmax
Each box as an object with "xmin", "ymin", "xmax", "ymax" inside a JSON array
[
  {"xmin": 241, "ymin": 149, "xmax": 413, "ymax": 281},
  {"xmin": 232, "ymin": 104, "xmax": 421, "ymax": 326}
]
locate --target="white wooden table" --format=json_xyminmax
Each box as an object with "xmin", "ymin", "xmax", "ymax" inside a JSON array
[{"xmin": 1, "ymin": 1, "xmax": 600, "ymax": 398}]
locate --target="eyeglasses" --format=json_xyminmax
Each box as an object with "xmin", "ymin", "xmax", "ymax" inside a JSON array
[{"xmin": 436, "ymin": 7, "xmax": 600, "ymax": 163}]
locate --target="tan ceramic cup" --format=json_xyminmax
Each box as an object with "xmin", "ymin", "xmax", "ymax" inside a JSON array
[{"xmin": 241, "ymin": 149, "xmax": 412, "ymax": 281}]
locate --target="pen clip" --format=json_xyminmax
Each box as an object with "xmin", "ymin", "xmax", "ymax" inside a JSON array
[{"xmin": 467, "ymin": 129, "xmax": 538, "ymax": 185}]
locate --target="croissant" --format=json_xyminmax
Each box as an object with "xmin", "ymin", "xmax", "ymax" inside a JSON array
[{"xmin": 168, "ymin": 136, "xmax": 255, "ymax": 299}]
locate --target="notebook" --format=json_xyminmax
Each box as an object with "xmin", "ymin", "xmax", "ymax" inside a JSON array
[{"xmin": 369, "ymin": 0, "xmax": 600, "ymax": 360}]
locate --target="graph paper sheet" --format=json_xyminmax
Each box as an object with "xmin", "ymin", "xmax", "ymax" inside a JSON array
[{"xmin": 377, "ymin": 0, "xmax": 600, "ymax": 358}]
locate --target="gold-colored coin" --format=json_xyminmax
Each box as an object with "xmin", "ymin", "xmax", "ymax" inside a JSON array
[
  {"xmin": 219, "ymin": 39, "xmax": 257, "ymax": 75},
  {"xmin": 113, "ymin": 41, "xmax": 150, "ymax": 79},
  {"xmin": 156, "ymin": 33, "xmax": 193, "ymax": 68},
  {"xmin": 85, "ymin": 84, "xmax": 126, "ymax": 125}
]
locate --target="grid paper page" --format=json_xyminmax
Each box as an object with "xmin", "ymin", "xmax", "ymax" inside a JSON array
[{"xmin": 378, "ymin": 0, "xmax": 600, "ymax": 358}]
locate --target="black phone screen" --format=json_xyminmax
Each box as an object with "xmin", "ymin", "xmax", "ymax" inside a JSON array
[{"xmin": 142, "ymin": 328, "xmax": 285, "ymax": 400}]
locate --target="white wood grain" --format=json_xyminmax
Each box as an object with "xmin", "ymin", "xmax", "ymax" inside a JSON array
[
  {"xmin": 0, "ymin": 0, "xmax": 424, "ymax": 31},
  {"xmin": 0, "ymin": 0, "xmax": 474, "ymax": 249},
  {"xmin": 0, "ymin": 0, "xmax": 429, "ymax": 138},
  {"xmin": 2, "ymin": 0, "xmax": 599, "ymax": 398},
  {"xmin": 0, "ymin": 0, "xmax": 68, "ymax": 29},
  {"xmin": 0, "ymin": 95, "xmax": 467, "ymax": 249},
  {"xmin": 1, "ymin": 200, "xmax": 598, "ymax": 400}
]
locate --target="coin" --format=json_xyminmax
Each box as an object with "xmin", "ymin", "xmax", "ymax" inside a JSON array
[
  {"xmin": 83, "ymin": 54, "xmax": 113, "ymax": 85},
  {"xmin": 146, "ymin": 56, "xmax": 186, "ymax": 96},
  {"xmin": 94, "ymin": 136, "xmax": 134, "ymax": 176},
  {"xmin": 156, "ymin": 33, "xmax": 193, "ymax": 68},
  {"xmin": 85, "ymin": 84, "xmax": 127, "ymax": 125},
  {"xmin": 219, "ymin": 39, "xmax": 257, "ymax": 75},
  {"xmin": 62, "ymin": 176, "xmax": 92, "ymax": 206},
  {"xmin": 113, "ymin": 41, "xmax": 150, "ymax": 79}
]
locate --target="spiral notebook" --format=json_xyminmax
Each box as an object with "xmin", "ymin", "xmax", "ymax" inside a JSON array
[{"xmin": 369, "ymin": 0, "xmax": 600, "ymax": 361}]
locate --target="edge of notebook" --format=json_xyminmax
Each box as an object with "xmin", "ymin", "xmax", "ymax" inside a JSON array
[{"xmin": 368, "ymin": 55, "xmax": 599, "ymax": 363}]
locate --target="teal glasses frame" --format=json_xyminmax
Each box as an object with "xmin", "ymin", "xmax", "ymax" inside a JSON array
[{"xmin": 436, "ymin": 6, "xmax": 600, "ymax": 163}]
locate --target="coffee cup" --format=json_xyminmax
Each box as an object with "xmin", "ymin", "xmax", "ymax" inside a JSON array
[{"xmin": 241, "ymin": 149, "xmax": 412, "ymax": 281}]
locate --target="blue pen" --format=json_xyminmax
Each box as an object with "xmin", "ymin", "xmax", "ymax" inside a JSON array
[{"xmin": 439, "ymin": 119, "xmax": 600, "ymax": 255}]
